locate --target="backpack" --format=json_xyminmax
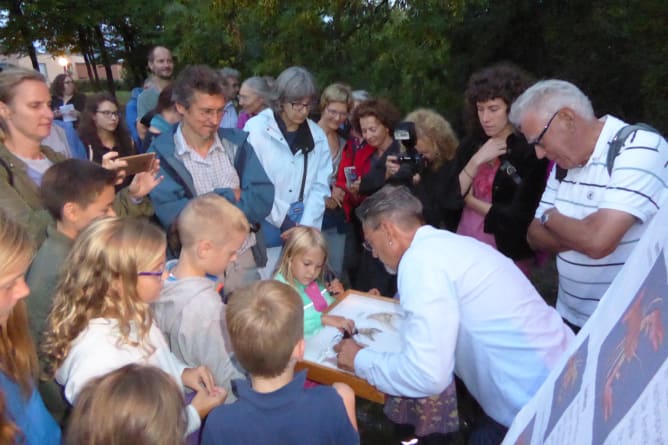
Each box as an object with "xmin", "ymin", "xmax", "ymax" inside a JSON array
[{"xmin": 556, "ymin": 123, "xmax": 660, "ymax": 181}]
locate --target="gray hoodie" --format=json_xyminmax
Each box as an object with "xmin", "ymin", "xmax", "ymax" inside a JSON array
[{"xmin": 152, "ymin": 261, "xmax": 244, "ymax": 402}]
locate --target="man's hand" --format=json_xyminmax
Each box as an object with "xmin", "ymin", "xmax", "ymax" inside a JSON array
[{"xmin": 333, "ymin": 338, "xmax": 364, "ymax": 372}]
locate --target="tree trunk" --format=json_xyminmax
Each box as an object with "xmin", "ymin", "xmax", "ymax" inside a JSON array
[
  {"xmin": 9, "ymin": 0, "xmax": 39, "ymax": 70},
  {"xmin": 117, "ymin": 21, "xmax": 143, "ymax": 86},
  {"xmin": 78, "ymin": 27, "xmax": 96, "ymax": 84},
  {"xmin": 26, "ymin": 42, "xmax": 39, "ymax": 71},
  {"xmin": 94, "ymin": 25, "xmax": 116, "ymax": 95}
]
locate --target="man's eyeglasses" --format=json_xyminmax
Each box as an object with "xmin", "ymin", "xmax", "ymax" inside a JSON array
[
  {"xmin": 96, "ymin": 110, "xmax": 120, "ymax": 119},
  {"xmin": 196, "ymin": 107, "xmax": 225, "ymax": 119},
  {"xmin": 529, "ymin": 110, "xmax": 559, "ymax": 147},
  {"xmin": 290, "ymin": 102, "xmax": 312, "ymax": 112}
]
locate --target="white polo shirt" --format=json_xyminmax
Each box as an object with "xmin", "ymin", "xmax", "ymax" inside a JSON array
[{"xmin": 535, "ymin": 115, "xmax": 668, "ymax": 326}]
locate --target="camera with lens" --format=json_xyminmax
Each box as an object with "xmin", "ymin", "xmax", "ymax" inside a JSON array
[{"xmin": 393, "ymin": 121, "xmax": 426, "ymax": 173}]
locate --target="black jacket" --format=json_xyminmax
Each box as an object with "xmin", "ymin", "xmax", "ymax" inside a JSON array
[{"xmin": 454, "ymin": 133, "xmax": 549, "ymax": 260}]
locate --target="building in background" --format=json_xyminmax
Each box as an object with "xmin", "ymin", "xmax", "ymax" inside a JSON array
[{"xmin": 0, "ymin": 52, "xmax": 122, "ymax": 84}]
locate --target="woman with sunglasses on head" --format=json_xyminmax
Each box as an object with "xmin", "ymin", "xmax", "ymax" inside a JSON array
[
  {"xmin": 244, "ymin": 66, "xmax": 332, "ymax": 279},
  {"xmin": 455, "ymin": 63, "xmax": 548, "ymax": 276}
]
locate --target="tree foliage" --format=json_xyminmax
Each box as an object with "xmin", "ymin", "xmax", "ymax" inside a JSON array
[{"xmin": 2, "ymin": 0, "xmax": 665, "ymax": 133}]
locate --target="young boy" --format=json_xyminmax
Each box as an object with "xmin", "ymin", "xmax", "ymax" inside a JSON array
[
  {"xmin": 26, "ymin": 158, "xmax": 118, "ymax": 424},
  {"xmin": 151, "ymin": 194, "xmax": 248, "ymax": 402},
  {"xmin": 201, "ymin": 280, "xmax": 359, "ymax": 445},
  {"xmin": 27, "ymin": 159, "xmax": 118, "ymax": 344}
]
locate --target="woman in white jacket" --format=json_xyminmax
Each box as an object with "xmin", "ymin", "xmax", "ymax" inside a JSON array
[{"xmin": 244, "ymin": 66, "xmax": 332, "ymax": 278}]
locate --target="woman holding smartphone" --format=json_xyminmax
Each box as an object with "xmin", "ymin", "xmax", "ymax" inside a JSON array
[{"xmin": 0, "ymin": 68, "xmax": 156, "ymax": 245}]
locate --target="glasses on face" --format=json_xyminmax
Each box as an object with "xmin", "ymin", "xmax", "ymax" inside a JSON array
[
  {"xmin": 196, "ymin": 107, "xmax": 225, "ymax": 119},
  {"xmin": 96, "ymin": 110, "xmax": 120, "ymax": 119},
  {"xmin": 530, "ymin": 110, "xmax": 560, "ymax": 147},
  {"xmin": 326, "ymin": 108, "xmax": 348, "ymax": 119},
  {"xmin": 137, "ymin": 270, "xmax": 165, "ymax": 278},
  {"xmin": 289, "ymin": 101, "xmax": 312, "ymax": 112}
]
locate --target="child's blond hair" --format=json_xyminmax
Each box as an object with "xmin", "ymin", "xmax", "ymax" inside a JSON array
[
  {"xmin": 41, "ymin": 217, "xmax": 166, "ymax": 378},
  {"xmin": 177, "ymin": 193, "xmax": 249, "ymax": 249},
  {"xmin": 275, "ymin": 226, "xmax": 328, "ymax": 285}
]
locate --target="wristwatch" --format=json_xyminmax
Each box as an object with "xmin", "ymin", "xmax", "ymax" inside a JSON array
[{"xmin": 540, "ymin": 209, "xmax": 553, "ymax": 226}]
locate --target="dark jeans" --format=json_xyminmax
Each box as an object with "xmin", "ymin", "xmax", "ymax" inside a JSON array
[{"xmin": 468, "ymin": 415, "xmax": 508, "ymax": 445}]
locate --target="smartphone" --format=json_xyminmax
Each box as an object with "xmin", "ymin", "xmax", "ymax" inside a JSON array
[
  {"xmin": 116, "ymin": 153, "xmax": 155, "ymax": 176},
  {"xmin": 344, "ymin": 166, "xmax": 358, "ymax": 187}
]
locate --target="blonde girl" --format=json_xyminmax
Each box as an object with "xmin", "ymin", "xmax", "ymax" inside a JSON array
[
  {"xmin": 0, "ymin": 209, "xmax": 61, "ymax": 444},
  {"xmin": 274, "ymin": 226, "xmax": 354, "ymax": 338},
  {"xmin": 41, "ymin": 217, "xmax": 226, "ymax": 436},
  {"xmin": 65, "ymin": 364, "xmax": 187, "ymax": 445}
]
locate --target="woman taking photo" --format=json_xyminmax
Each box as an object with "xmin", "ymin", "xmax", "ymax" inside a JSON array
[
  {"xmin": 401, "ymin": 108, "xmax": 461, "ymax": 231},
  {"xmin": 50, "ymin": 74, "xmax": 85, "ymax": 124},
  {"xmin": 337, "ymin": 98, "xmax": 403, "ymax": 295},
  {"xmin": 455, "ymin": 63, "xmax": 548, "ymax": 275},
  {"xmin": 78, "ymin": 93, "xmax": 135, "ymax": 163},
  {"xmin": 0, "ymin": 209, "xmax": 61, "ymax": 444},
  {"xmin": 244, "ymin": 66, "xmax": 331, "ymax": 278}
]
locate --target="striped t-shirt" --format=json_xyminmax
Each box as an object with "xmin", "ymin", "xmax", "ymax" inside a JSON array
[{"xmin": 535, "ymin": 115, "xmax": 668, "ymax": 326}]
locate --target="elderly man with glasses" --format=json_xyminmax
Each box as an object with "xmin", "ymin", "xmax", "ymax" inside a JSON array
[{"xmin": 509, "ymin": 79, "xmax": 668, "ymax": 332}]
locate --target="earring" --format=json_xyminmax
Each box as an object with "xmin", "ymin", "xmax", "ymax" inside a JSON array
[{"xmin": 388, "ymin": 240, "xmax": 393, "ymax": 247}]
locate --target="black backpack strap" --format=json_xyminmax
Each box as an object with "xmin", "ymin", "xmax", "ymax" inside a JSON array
[
  {"xmin": 298, "ymin": 152, "xmax": 308, "ymax": 202},
  {"xmin": 606, "ymin": 123, "xmax": 659, "ymax": 175}
]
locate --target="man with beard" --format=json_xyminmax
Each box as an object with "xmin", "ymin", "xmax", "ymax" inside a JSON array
[{"xmin": 137, "ymin": 46, "xmax": 174, "ymax": 123}]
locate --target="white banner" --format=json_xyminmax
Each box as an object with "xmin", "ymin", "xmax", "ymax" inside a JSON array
[{"xmin": 503, "ymin": 204, "xmax": 668, "ymax": 444}]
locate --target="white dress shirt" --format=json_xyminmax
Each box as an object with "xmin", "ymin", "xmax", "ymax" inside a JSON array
[{"xmin": 354, "ymin": 226, "xmax": 573, "ymax": 426}]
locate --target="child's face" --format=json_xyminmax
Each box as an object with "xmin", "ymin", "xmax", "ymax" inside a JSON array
[
  {"xmin": 71, "ymin": 185, "xmax": 116, "ymax": 235},
  {"xmin": 136, "ymin": 254, "xmax": 167, "ymax": 303},
  {"xmin": 290, "ymin": 247, "xmax": 325, "ymax": 286},
  {"xmin": 203, "ymin": 230, "xmax": 247, "ymax": 276},
  {"xmin": 0, "ymin": 260, "xmax": 30, "ymax": 327}
]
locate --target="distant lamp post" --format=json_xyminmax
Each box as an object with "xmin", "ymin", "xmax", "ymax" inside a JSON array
[{"xmin": 57, "ymin": 56, "xmax": 69, "ymax": 73}]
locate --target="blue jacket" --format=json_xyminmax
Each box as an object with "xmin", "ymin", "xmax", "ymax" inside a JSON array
[
  {"xmin": 148, "ymin": 127, "xmax": 274, "ymax": 229},
  {"xmin": 0, "ymin": 372, "xmax": 61, "ymax": 445}
]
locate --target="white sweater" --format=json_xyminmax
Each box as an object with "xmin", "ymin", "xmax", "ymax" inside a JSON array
[{"xmin": 55, "ymin": 318, "xmax": 201, "ymax": 434}]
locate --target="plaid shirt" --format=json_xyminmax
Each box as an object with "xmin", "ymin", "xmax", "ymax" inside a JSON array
[{"xmin": 174, "ymin": 125, "xmax": 254, "ymax": 250}]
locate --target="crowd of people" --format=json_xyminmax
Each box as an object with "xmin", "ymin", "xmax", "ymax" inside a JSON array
[{"xmin": 0, "ymin": 43, "xmax": 667, "ymax": 445}]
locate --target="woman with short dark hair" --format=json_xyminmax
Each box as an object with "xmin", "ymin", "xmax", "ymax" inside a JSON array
[{"xmin": 455, "ymin": 63, "xmax": 548, "ymax": 275}]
